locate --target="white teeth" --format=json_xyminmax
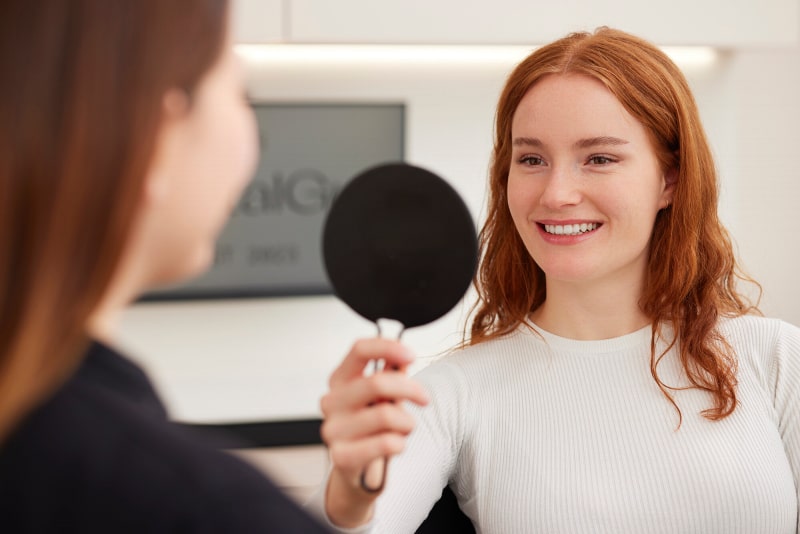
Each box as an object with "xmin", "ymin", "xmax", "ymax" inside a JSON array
[{"xmin": 544, "ymin": 223, "xmax": 598, "ymax": 236}]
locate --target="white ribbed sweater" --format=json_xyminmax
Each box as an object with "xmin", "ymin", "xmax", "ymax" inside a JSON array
[{"xmin": 312, "ymin": 315, "xmax": 800, "ymax": 533}]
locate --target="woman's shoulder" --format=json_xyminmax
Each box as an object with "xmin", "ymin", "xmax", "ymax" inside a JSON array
[
  {"xmin": 413, "ymin": 325, "xmax": 543, "ymax": 388},
  {"xmin": 3, "ymin": 361, "xmax": 251, "ymax": 490},
  {"xmin": 718, "ymin": 314, "xmax": 800, "ymax": 346},
  {"xmin": 0, "ymin": 348, "xmax": 327, "ymax": 532},
  {"xmin": 718, "ymin": 314, "xmax": 800, "ymax": 378},
  {"xmin": 431, "ymin": 323, "xmax": 534, "ymax": 359}
]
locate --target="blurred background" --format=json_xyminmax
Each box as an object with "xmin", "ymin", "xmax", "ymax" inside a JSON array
[{"xmin": 117, "ymin": 0, "xmax": 800, "ymax": 436}]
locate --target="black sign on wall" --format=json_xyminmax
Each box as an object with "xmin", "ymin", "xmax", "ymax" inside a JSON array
[{"xmin": 143, "ymin": 103, "xmax": 406, "ymax": 300}]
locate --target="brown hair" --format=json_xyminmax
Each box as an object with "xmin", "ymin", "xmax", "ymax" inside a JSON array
[
  {"xmin": 470, "ymin": 28, "xmax": 759, "ymax": 423},
  {"xmin": 0, "ymin": 0, "xmax": 229, "ymax": 441}
]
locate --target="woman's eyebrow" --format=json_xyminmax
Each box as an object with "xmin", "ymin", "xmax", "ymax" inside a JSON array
[
  {"xmin": 574, "ymin": 136, "xmax": 630, "ymax": 149},
  {"xmin": 511, "ymin": 136, "xmax": 630, "ymax": 149},
  {"xmin": 512, "ymin": 136, "xmax": 544, "ymax": 147}
]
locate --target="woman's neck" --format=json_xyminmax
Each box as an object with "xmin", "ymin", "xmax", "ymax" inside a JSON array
[
  {"xmin": 531, "ymin": 276, "xmax": 650, "ymax": 340},
  {"xmin": 86, "ymin": 301, "xmax": 122, "ymax": 346},
  {"xmin": 85, "ymin": 272, "xmax": 141, "ymax": 345}
]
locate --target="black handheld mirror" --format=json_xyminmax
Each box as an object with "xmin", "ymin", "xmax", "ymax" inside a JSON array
[{"xmin": 322, "ymin": 162, "xmax": 478, "ymax": 492}]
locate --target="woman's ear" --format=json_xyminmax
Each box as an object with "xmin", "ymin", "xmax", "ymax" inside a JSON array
[
  {"xmin": 660, "ymin": 167, "xmax": 678, "ymax": 209},
  {"xmin": 141, "ymin": 89, "xmax": 191, "ymax": 207}
]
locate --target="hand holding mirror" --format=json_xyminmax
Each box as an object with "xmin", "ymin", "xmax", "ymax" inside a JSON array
[{"xmin": 322, "ymin": 162, "xmax": 478, "ymax": 492}]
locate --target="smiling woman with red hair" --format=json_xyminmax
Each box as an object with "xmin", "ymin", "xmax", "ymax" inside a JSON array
[
  {"xmin": 475, "ymin": 28, "xmax": 754, "ymax": 425},
  {"xmin": 314, "ymin": 28, "xmax": 800, "ymax": 533}
]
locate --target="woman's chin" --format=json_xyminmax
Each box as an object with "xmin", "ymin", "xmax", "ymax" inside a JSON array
[{"xmin": 150, "ymin": 247, "xmax": 215, "ymax": 290}]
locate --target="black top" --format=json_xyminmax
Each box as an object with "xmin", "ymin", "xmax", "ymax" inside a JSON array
[{"xmin": 0, "ymin": 341, "xmax": 329, "ymax": 533}]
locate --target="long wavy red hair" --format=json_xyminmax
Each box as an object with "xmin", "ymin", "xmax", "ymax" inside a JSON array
[
  {"xmin": 0, "ymin": 0, "xmax": 229, "ymax": 442},
  {"xmin": 470, "ymin": 28, "xmax": 759, "ymax": 423}
]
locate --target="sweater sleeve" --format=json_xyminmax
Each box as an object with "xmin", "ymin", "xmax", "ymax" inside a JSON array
[
  {"xmin": 306, "ymin": 358, "xmax": 470, "ymax": 533},
  {"xmin": 374, "ymin": 359, "xmax": 470, "ymax": 531},
  {"xmin": 770, "ymin": 320, "xmax": 800, "ymax": 533}
]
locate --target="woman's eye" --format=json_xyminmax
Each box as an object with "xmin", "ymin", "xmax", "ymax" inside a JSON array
[
  {"xmin": 587, "ymin": 155, "xmax": 615, "ymax": 165},
  {"xmin": 519, "ymin": 155, "xmax": 545, "ymax": 166}
]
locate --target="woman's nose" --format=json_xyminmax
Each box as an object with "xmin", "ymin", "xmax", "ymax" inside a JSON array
[{"xmin": 538, "ymin": 165, "xmax": 582, "ymax": 209}]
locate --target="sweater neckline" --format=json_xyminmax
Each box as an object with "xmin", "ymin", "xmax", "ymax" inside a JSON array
[{"xmin": 523, "ymin": 323, "xmax": 658, "ymax": 354}]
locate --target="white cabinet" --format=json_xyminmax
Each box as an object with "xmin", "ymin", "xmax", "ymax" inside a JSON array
[
  {"xmin": 231, "ymin": 0, "xmax": 799, "ymax": 47},
  {"xmin": 232, "ymin": 0, "xmax": 283, "ymax": 43},
  {"xmin": 287, "ymin": 0, "xmax": 799, "ymax": 47}
]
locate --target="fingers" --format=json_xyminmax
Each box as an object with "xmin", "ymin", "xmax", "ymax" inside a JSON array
[
  {"xmin": 321, "ymin": 402, "xmax": 417, "ymax": 444},
  {"xmin": 320, "ymin": 370, "xmax": 430, "ymax": 415},
  {"xmin": 327, "ymin": 433, "xmax": 408, "ymax": 473},
  {"xmin": 320, "ymin": 337, "xmax": 430, "ymax": 501},
  {"xmin": 320, "ymin": 376, "xmax": 425, "ymax": 479},
  {"xmin": 328, "ymin": 338, "xmax": 415, "ymax": 387}
]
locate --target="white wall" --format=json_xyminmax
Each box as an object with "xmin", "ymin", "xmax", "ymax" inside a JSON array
[
  {"xmin": 726, "ymin": 48, "xmax": 800, "ymax": 323},
  {"xmin": 117, "ymin": 22, "xmax": 800, "ymax": 425}
]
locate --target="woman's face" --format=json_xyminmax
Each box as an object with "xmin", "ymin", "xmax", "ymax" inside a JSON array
[
  {"xmin": 507, "ymin": 73, "xmax": 673, "ymax": 289},
  {"xmin": 142, "ymin": 36, "xmax": 258, "ymax": 287}
]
